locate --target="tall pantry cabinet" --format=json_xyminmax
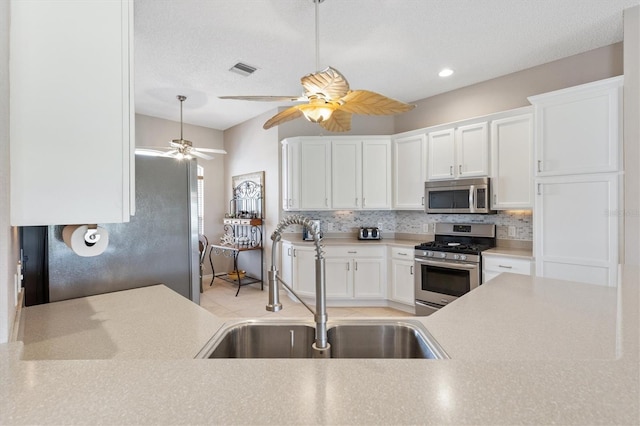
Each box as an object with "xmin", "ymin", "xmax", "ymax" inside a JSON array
[
  {"xmin": 529, "ymin": 76, "xmax": 623, "ymax": 287},
  {"xmin": 10, "ymin": 0, "xmax": 134, "ymax": 226}
]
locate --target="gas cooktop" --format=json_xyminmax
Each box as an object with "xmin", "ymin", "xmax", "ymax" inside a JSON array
[{"xmin": 414, "ymin": 240, "xmax": 493, "ymax": 255}]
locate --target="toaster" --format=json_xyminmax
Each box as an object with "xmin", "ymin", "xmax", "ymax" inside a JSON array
[{"xmin": 358, "ymin": 227, "xmax": 381, "ymax": 240}]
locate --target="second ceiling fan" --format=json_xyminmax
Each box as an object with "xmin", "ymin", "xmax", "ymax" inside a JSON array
[{"xmin": 220, "ymin": 0, "xmax": 415, "ymax": 132}]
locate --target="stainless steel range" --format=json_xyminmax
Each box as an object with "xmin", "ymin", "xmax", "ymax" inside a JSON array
[{"xmin": 414, "ymin": 223, "xmax": 496, "ymax": 315}]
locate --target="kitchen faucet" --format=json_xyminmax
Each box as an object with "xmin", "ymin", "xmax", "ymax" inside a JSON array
[{"xmin": 267, "ymin": 215, "xmax": 330, "ymax": 358}]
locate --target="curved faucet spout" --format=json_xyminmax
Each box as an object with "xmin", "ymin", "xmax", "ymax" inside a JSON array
[{"xmin": 267, "ymin": 215, "xmax": 330, "ymax": 357}]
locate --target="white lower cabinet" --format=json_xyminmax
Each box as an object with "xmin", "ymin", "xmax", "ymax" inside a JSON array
[
  {"xmin": 290, "ymin": 245, "xmax": 318, "ymax": 297},
  {"xmin": 285, "ymin": 243, "xmax": 387, "ymax": 301},
  {"xmin": 535, "ymin": 173, "xmax": 619, "ymax": 286},
  {"xmin": 280, "ymin": 241, "xmax": 294, "ymax": 287},
  {"xmin": 324, "ymin": 246, "xmax": 386, "ymax": 300},
  {"xmin": 482, "ymin": 254, "xmax": 533, "ymax": 283},
  {"xmin": 389, "ymin": 247, "xmax": 415, "ymax": 305}
]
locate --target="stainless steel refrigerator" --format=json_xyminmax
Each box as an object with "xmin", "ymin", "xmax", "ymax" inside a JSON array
[{"xmin": 22, "ymin": 155, "xmax": 200, "ymax": 305}]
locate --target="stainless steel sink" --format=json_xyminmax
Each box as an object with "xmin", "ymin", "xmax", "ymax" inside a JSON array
[{"xmin": 196, "ymin": 319, "xmax": 449, "ymax": 359}]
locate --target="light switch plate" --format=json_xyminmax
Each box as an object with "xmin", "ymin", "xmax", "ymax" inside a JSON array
[{"xmin": 508, "ymin": 226, "xmax": 516, "ymax": 237}]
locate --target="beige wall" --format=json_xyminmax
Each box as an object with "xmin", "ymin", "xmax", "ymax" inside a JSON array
[
  {"xmin": 222, "ymin": 110, "xmax": 281, "ymax": 279},
  {"xmin": 395, "ymin": 43, "xmax": 623, "ymax": 133},
  {"xmin": 135, "ymin": 114, "xmax": 226, "ymax": 275},
  {"xmin": 624, "ymin": 6, "xmax": 640, "ymax": 265},
  {"xmin": 1, "ymin": 0, "xmax": 20, "ymax": 343}
]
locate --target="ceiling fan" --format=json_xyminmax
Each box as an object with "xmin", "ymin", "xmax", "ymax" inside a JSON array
[
  {"xmin": 136, "ymin": 95, "xmax": 227, "ymax": 160},
  {"xmin": 219, "ymin": 0, "xmax": 415, "ymax": 132}
]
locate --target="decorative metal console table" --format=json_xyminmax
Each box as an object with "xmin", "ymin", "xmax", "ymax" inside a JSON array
[{"xmin": 209, "ymin": 172, "xmax": 265, "ymax": 297}]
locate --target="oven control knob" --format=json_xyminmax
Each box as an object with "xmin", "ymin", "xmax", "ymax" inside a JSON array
[
  {"xmin": 439, "ymin": 252, "xmax": 447, "ymax": 259},
  {"xmin": 459, "ymin": 255, "xmax": 467, "ymax": 261},
  {"xmin": 426, "ymin": 251, "xmax": 433, "ymax": 257},
  {"xmin": 453, "ymin": 254, "xmax": 460, "ymax": 260}
]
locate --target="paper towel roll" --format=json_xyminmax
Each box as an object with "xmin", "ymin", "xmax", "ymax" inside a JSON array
[{"xmin": 62, "ymin": 225, "xmax": 109, "ymax": 257}]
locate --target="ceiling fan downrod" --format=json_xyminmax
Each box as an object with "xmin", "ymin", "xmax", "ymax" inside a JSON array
[
  {"xmin": 313, "ymin": 0, "xmax": 325, "ymax": 72},
  {"xmin": 177, "ymin": 95, "xmax": 187, "ymax": 141}
]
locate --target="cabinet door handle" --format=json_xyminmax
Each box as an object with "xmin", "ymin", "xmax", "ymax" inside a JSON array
[
  {"xmin": 362, "ymin": 198, "xmax": 366, "ymax": 207},
  {"xmin": 293, "ymin": 249, "xmax": 297, "ymax": 257},
  {"xmin": 410, "ymin": 265, "xmax": 414, "ymax": 275},
  {"xmin": 449, "ymin": 165, "xmax": 453, "ymax": 175},
  {"xmin": 287, "ymin": 247, "xmax": 292, "ymax": 256},
  {"xmin": 354, "ymin": 261, "xmax": 358, "ymax": 271},
  {"xmin": 459, "ymin": 164, "xmax": 462, "ymax": 174},
  {"xmin": 498, "ymin": 265, "xmax": 513, "ymax": 269},
  {"xmin": 537, "ymin": 160, "xmax": 542, "ymax": 173},
  {"xmin": 494, "ymin": 194, "xmax": 497, "ymax": 204},
  {"xmin": 421, "ymin": 196, "xmax": 424, "ymax": 206},
  {"xmin": 346, "ymin": 262, "xmax": 350, "ymax": 271},
  {"xmin": 537, "ymin": 183, "xmax": 542, "ymax": 195},
  {"xmin": 325, "ymin": 198, "xmax": 328, "ymax": 207}
]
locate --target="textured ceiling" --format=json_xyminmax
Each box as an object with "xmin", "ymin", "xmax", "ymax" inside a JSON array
[{"xmin": 134, "ymin": 0, "xmax": 639, "ymax": 131}]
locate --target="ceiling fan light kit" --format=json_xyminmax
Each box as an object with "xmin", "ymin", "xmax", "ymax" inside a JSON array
[{"xmin": 219, "ymin": 0, "xmax": 415, "ymax": 132}]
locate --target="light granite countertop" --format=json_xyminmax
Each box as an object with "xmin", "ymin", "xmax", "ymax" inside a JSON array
[
  {"xmin": 1, "ymin": 267, "xmax": 638, "ymax": 425},
  {"xmin": 483, "ymin": 246, "xmax": 534, "ymax": 259}
]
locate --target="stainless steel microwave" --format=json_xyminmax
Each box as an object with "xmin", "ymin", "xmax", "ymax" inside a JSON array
[{"xmin": 424, "ymin": 177, "xmax": 495, "ymax": 214}]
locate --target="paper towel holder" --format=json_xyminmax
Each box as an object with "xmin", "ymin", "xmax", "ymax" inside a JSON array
[{"xmin": 84, "ymin": 224, "xmax": 101, "ymax": 247}]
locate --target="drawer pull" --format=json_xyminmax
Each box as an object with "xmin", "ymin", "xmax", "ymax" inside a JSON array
[
  {"xmin": 347, "ymin": 251, "xmax": 357, "ymax": 254},
  {"xmin": 398, "ymin": 252, "xmax": 408, "ymax": 256},
  {"xmin": 498, "ymin": 265, "xmax": 513, "ymax": 269}
]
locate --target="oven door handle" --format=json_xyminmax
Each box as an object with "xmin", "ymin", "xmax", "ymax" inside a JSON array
[{"xmin": 415, "ymin": 258, "xmax": 478, "ymax": 270}]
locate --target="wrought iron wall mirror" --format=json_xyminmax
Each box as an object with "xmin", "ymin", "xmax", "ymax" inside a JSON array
[{"xmin": 227, "ymin": 171, "xmax": 265, "ymax": 219}]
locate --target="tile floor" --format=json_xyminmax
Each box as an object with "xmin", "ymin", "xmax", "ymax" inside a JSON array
[{"xmin": 200, "ymin": 276, "xmax": 411, "ymax": 319}]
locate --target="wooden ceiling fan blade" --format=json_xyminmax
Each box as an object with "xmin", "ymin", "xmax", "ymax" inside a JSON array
[
  {"xmin": 319, "ymin": 109, "xmax": 352, "ymax": 132},
  {"xmin": 339, "ymin": 90, "xmax": 416, "ymax": 115},
  {"xmin": 219, "ymin": 95, "xmax": 307, "ymax": 102},
  {"xmin": 195, "ymin": 148, "xmax": 227, "ymax": 154},
  {"xmin": 301, "ymin": 66, "xmax": 350, "ymax": 101},
  {"xmin": 263, "ymin": 106, "xmax": 304, "ymax": 129}
]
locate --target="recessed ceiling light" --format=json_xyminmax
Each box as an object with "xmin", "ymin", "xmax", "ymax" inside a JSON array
[{"xmin": 439, "ymin": 68, "xmax": 454, "ymax": 77}]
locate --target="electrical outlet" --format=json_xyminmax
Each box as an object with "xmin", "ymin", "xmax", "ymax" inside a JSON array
[
  {"xmin": 422, "ymin": 223, "xmax": 429, "ymax": 233},
  {"xmin": 377, "ymin": 222, "xmax": 383, "ymax": 230},
  {"xmin": 327, "ymin": 222, "xmax": 334, "ymax": 231},
  {"xmin": 508, "ymin": 226, "xmax": 516, "ymax": 237}
]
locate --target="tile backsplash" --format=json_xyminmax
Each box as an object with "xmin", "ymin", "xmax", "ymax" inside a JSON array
[{"xmin": 290, "ymin": 210, "xmax": 533, "ymax": 241}]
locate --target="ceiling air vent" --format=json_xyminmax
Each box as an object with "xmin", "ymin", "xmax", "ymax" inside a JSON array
[{"xmin": 229, "ymin": 62, "xmax": 257, "ymax": 77}]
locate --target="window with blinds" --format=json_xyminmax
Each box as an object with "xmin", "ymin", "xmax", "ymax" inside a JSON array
[{"xmin": 197, "ymin": 165, "xmax": 204, "ymax": 235}]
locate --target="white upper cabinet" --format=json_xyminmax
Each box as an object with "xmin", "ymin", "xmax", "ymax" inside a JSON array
[
  {"xmin": 361, "ymin": 139, "xmax": 392, "ymax": 209},
  {"xmin": 392, "ymin": 134, "xmax": 427, "ymax": 210},
  {"xmin": 10, "ymin": 0, "xmax": 134, "ymax": 226},
  {"xmin": 282, "ymin": 139, "xmax": 301, "ymax": 210},
  {"xmin": 299, "ymin": 140, "xmax": 332, "ymax": 210},
  {"xmin": 427, "ymin": 122, "xmax": 489, "ymax": 181},
  {"xmin": 528, "ymin": 76, "xmax": 623, "ymax": 176},
  {"xmin": 283, "ymin": 136, "xmax": 390, "ymax": 211},
  {"xmin": 490, "ymin": 112, "xmax": 534, "ymax": 210},
  {"xmin": 331, "ymin": 138, "xmax": 391, "ymax": 210},
  {"xmin": 427, "ymin": 129, "xmax": 456, "ymax": 180},
  {"xmin": 331, "ymin": 140, "xmax": 362, "ymax": 209}
]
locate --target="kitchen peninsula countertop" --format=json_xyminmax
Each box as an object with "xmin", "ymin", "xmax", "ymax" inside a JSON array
[{"xmin": 1, "ymin": 268, "xmax": 638, "ymax": 425}]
